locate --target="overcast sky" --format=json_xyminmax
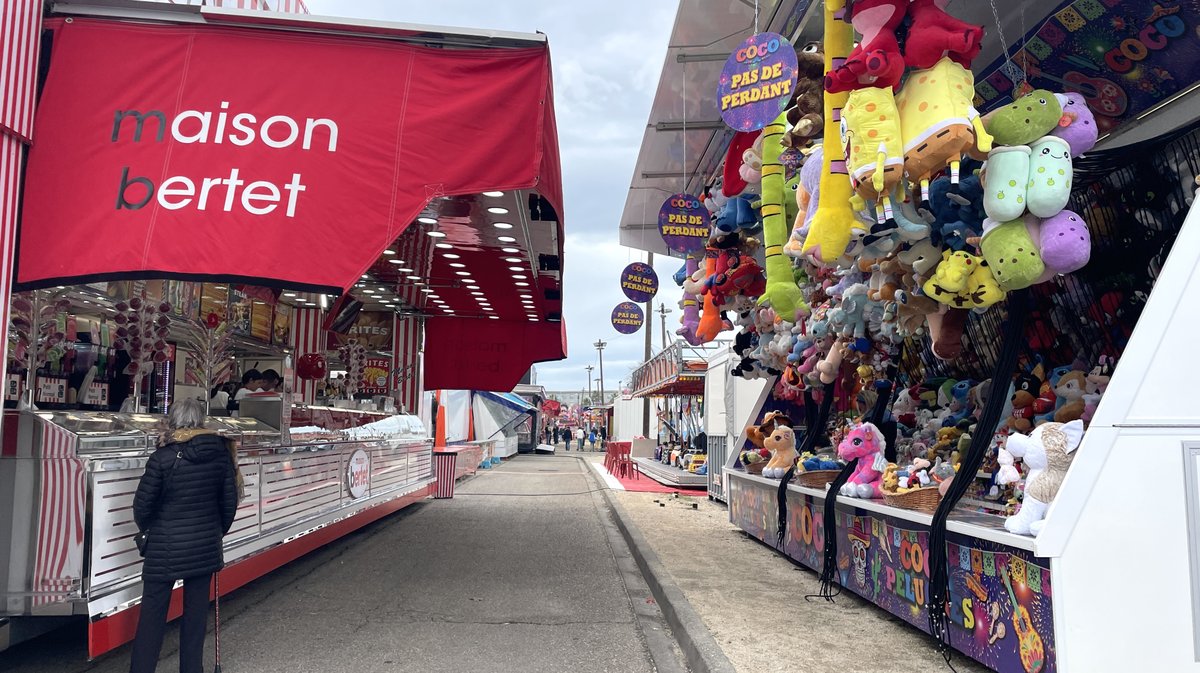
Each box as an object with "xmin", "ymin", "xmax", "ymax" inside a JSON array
[{"xmin": 305, "ymin": 0, "xmax": 688, "ymax": 396}]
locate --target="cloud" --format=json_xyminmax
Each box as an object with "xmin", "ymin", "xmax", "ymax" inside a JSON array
[{"xmin": 303, "ymin": 0, "xmax": 691, "ymax": 394}]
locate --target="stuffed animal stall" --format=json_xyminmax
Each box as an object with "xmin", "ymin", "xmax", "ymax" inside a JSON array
[
  {"xmin": 983, "ymin": 90, "xmax": 1063, "ymax": 147},
  {"xmin": 895, "ymin": 57, "xmax": 993, "ymax": 204},
  {"xmin": 824, "ymin": 0, "xmax": 906, "ymax": 93},
  {"xmin": 758, "ymin": 111, "xmax": 809, "ymax": 321},
  {"xmin": 903, "ymin": 0, "xmax": 984, "ymax": 70},
  {"xmin": 762, "ymin": 425, "xmax": 800, "ymax": 479},
  {"xmin": 837, "ymin": 422, "xmax": 889, "ymax": 498},
  {"xmin": 1003, "ymin": 420, "xmax": 1085, "ymax": 535},
  {"xmin": 1050, "ymin": 92, "xmax": 1098, "ymax": 157},
  {"xmin": 783, "ymin": 41, "xmax": 826, "ymax": 149},
  {"xmin": 802, "ymin": 0, "xmax": 860, "ymax": 265},
  {"xmin": 841, "ymin": 87, "xmax": 905, "ymax": 224}
]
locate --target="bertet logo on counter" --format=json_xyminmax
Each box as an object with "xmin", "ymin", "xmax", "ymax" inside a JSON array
[{"xmin": 346, "ymin": 448, "xmax": 371, "ymax": 499}]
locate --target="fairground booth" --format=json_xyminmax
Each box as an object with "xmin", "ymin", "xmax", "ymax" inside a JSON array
[
  {"xmin": 625, "ymin": 341, "xmax": 712, "ymax": 488},
  {"xmin": 0, "ymin": 0, "xmax": 566, "ymax": 656},
  {"xmin": 623, "ymin": 0, "xmax": 1200, "ymax": 671}
]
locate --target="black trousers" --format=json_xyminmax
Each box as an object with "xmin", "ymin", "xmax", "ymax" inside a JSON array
[{"xmin": 129, "ymin": 573, "xmax": 212, "ymax": 673}]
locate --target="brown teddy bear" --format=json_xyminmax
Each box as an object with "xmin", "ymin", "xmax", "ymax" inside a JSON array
[{"xmin": 782, "ymin": 41, "xmax": 824, "ymax": 149}]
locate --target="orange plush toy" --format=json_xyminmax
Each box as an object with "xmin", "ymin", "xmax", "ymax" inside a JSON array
[{"xmin": 695, "ymin": 247, "xmax": 731, "ymax": 342}]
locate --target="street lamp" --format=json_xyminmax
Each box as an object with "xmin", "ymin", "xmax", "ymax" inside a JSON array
[
  {"xmin": 594, "ymin": 339, "xmax": 606, "ymax": 405},
  {"xmin": 656, "ymin": 304, "xmax": 672, "ymax": 351},
  {"xmin": 585, "ymin": 365, "xmax": 594, "ymax": 406}
]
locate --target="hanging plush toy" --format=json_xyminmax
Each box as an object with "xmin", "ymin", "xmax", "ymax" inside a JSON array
[
  {"xmin": 896, "ymin": 56, "xmax": 993, "ymax": 204},
  {"xmin": 983, "ymin": 89, "xmax": 1063, "ymax": 147},
  {"xmin": 783, "ymin": 41, "xmax": 826, "ymax": 149},
  {"xmin": 1049, "ymin": 92, "xmax": 1098, "ymax": 157},
  {"xmin": 758, "ymin": 111, "xmax": 809, "ymax": 321},
  {"xmin": 841, "ymin": 87, "xmax": 905, "ymax": 226},
  {"xmin": 785, "ymin": 146, "xmax": 823, "ymax": 257},
  {"xmin": 902, "ymin": 0, "xmax": 984, "ymax": 70},
  {"xmin": 824, "ymin": 0, "xmax": 906, "ymax": 94},
  {"xmin": 696, "ymin": 248, "xmax": 731, "ymax": 342},
  {"xmin": 801, "ymin": 0, "xmax": 860, "ymax": 265}
]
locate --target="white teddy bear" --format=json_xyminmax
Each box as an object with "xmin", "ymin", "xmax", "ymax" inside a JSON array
[{"xmin": 1001, "ymin": 420, "xmax": 1085, "ymax": 536}]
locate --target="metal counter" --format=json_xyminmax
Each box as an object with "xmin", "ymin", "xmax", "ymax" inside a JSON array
[{"xmin": 0, "ymin": 409, "xmax": 433, "ymax": 625}]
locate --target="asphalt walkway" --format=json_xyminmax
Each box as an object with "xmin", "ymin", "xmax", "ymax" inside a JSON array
[{"xmin": 3, "ymin": 455, "xmax": 683, "ymax": 673}]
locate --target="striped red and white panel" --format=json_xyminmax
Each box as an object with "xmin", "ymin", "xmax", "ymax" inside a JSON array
[
  {"xmin": 32, "ymin": 423, "xmax": 86, "ymax": 606},
  {"xmin": 391, "ymin": 315, "xmax": 423, "ymax": 414},
  {"xmin": 289, "ymin": 308, "xmax": 326, "ymax": 404}
]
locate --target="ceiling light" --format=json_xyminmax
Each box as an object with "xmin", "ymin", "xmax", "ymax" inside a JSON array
[
  {"xmin": 497, "ymin": 235, "xmax": 516, "ymax": 243},
  {"xmin": 508, "ymin": 266, "xmax": 524, "ymax": 272},
  {"xmin": 214, "ymin": 286, "xmax": 227, "ymax": 290},
  {"xmin": 471, "ymin": 291, "xmax": 485, "ymax": 296},
  {"xmin": 527, "ymin": 318, "xmax": 538, "ymax": 322},
  {"xmin": 284, "ymin": 293, "xmax": 297, "ymax": 297},
  {"xmin": 483, "ymin": 191, "xmax": 504, "ymax": 197},
  {"xmin": 482, "ymin": 307, "xmax": 494, "ymax": 312},
  {"xmin": 443, "ymin": 253, "xmax": 461, "ymax": 259},
  {"xmin": 384, "ymin": 249, "xmax": 396, "ymax": 255},
  {"xmin": 489, "ymin": 315, "xmax": 499, "ymax": 320},
  {"xmin": 487, "ymin": 207, "xmax": 508, "ymax": 215},
  {"xmin": 421, "ymin": 289, "xmax": 434, "ymax": 294},
  {"xmin": 389, "ymin": 259, "xmax": 405, "ymax": 265},
  {"xmin": 361, "ymin": 274, "xmax": 369, "ymax": 279},
  {"xmin": 502, "ymin": 247, "xmax": 519, "ymax": 253},
  {"xmin": 512, "ymin": 274, "xmax": 527, "ymax": 280},
  {"xmin": 396, "ymin": 267, "xmax": 413, "ymax": 273},
  {"xmin": 435, "ymin": 243, "xmax": 453, "ymax": 250},
  {"xmin": 426, "ymin": 231, "xmax": 446, "ymax": 238},
  {"xmin": 449, "ymin": 262, "xmax": 466, "ymax": 268},
  {"xmin": 466, "ymin": 285, "xmax": 481, "ymax": 290},
  {"xmin": 514, "ymin": 282, "xmax": 530, "ymax": 287},
  {"xmin": 363, "ymin": 289, "xmax": 375, "ymax": 294},
  {"xmin": 504, "ymin": 257, "xmax": 522, "ymax": 263},
  {"xmin": 455, "ymin": 271, "xmax": 472, "ymax": 276},
  {"xmin": 407, "ymin": 275, "xmax": 422, "ymax": 281},
  {"xmin": 493, "ymin": 222, "xmax": 513, "ymax": 229},
  {"xmin": 418, "ymin": 216, "xmax": 437, "ymax": 224}
]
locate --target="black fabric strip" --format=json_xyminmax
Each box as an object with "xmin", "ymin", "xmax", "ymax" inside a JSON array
[
  {"xmin": 926, "ymin": 289, "xmax": 1030, "ymax": 663},
  {"xmin": 776, "ymin": 387, "xmax": 818, "ymax": 547}
]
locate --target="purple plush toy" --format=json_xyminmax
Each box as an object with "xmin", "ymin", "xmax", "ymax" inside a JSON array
[
  {"xmin": 1038, "ymin": 209, "xmax": 1091, "ymax": 279},
  {"xmin": 1050, "ymin": 93, "xmax": 1098, "ymax": 158}
]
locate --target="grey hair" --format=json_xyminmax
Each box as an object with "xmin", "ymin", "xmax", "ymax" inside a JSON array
[{"xmin": 168, "ymin": 398, "xmax": 207, "ymax": 430}]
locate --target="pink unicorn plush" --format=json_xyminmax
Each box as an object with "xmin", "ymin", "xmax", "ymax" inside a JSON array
[{"xmin": 837, "ymin": 422, "xmax": 889, "ymax": 498}]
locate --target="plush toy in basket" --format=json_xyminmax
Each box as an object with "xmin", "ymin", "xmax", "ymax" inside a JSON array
[
  {"xmin": 795, "ymin": 451, "xmax": 843, "ymax": 487},
  {"xmin": 740, "ymin": 447, "xmax": 771, "ymax": 475}
]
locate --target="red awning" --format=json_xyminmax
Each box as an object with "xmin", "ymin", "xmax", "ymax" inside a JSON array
[
  {"xmin": 16, "ymin": 18, "xmax": 563, "ymax": 295},
  {"xmin": 424, "ymin": 317, "xmax": 567, "ymax": 391}
]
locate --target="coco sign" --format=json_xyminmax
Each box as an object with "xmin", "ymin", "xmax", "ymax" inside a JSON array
[
  {"xmin": 658, "ymin": 193, "xmax": 709, "ymax": 255},
  {"xmin": 346, "ymin": 448, "xmax": 371, "ymax": 499},
  {"xmin": 716, "ymin": 32, "xmax": 798, "ymax": 131},
  {"xmin": 620, "ymin": 262, "xmax": 659, "ymax": 302},
  {"xmin": 611, "ymin": 302, "xmax": 645, "ymax": 335}
]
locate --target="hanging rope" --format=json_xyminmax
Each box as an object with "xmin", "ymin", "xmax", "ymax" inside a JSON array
[{"xmin": 926, "ymin": 289, "xmax": 1030, "ymax": 667}]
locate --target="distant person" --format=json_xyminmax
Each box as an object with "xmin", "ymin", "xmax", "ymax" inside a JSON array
[
  {"xmin": 260, "ymin": 369, "xmax": 283, "ymax": 393},
  {"xmin": 575, "ymin": 427, "xmax": 585, "ymax": 451},
  {"xmin": 209, "ymin": 385, "xmax": 229, "ymax": 411},
  {"xmin": 544, "ymin": 426, "xmax": 552, "ymax": 445},
  {"xmin": 588, "ymin": 427, "xmax": 597, "ymax": 450},
  {"xmin": 130, "ymin": 399, "xmax": 241, "ymax": 673},
  {"xmin": 598, "ymin": 425, "xmax": 607, "ymax": 447},
  {"xmin": 233, "ymin": 369, "xmax": 264, "ymax": 401}
]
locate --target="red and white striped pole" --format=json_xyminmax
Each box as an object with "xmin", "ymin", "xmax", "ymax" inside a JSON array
[
  {"xmin": 391, "ymin": 315, "xmax": 424, "ymax": 414},
  {"xmin": 0, "ymin": 0, "xmax": 43, "ymax": 438},
  {"xmin": 288, "ymin": 308, "xmax": 326, "ymax": 404}
]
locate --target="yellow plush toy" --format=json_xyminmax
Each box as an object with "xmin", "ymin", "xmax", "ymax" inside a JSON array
[
  {"xmin": 801, "ymin": 0, "xmax": 860, "ymax": 265},
  {"xmin": 841, "ymin": 86, "xmax": 904, "ymax": 224},
  {"xmin": 922, "ymin": 249, "xmax": 1005, "ymax": 309},
  {"xmin": 896, "ymin": 56, "xmax": 993, "ymax": 204}
]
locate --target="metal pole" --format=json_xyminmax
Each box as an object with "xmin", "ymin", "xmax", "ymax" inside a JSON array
[
  {"xmin": 642, "ymin": 252, "xmax": 653, "ymax": 438},
  {"xmin": 585, "ymin": 365, "xmax": 594, "ymax": 406},
  {"xmin": 657, "ymin": 304, "xmax": 672, "ymax": 352},
  {"xmin": 594, "ymin": 340, "xmax": 606, "ymax": 406}
]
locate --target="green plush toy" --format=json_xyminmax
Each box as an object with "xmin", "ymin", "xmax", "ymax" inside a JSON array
[
  {"xmin": 759, "ymin": 111, "xmax": 809, "ymax": 321},
  {"xmin": 984, "ymin": 89, "xmax": 1063, "ymax": 147},
  {"xmin": 980, "ymin": 214, "xmax": 1045, "ymax": 291}
]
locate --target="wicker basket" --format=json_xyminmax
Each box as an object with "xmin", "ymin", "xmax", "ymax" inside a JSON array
[
  {"xmin": 744, "ymin": 462, "xmax": 766, "ymax": 475},
  {"xmin": 796, "ymin": 469, "xmax": 841, "ymax": 488},
  {"xmin": 883, "ymin": 486, "xmax": 943, "ymax": 513}
]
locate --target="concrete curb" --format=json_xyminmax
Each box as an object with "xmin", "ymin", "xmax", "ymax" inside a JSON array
[{"xmin": 572, "ymin": 456, "xmax": 736, "ymax": 673}]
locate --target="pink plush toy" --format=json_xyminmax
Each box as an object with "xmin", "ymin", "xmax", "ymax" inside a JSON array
[
  {"xmin": 838, "ymin": 422, "xmax": 889, "ymax": 498},
  {"xmin": 676, "ymin": 257, "xmax": 704, "ymax": 345},
  {"xmin": 824, "ymin": 0, "xmax": 906, "ymax": 93}
]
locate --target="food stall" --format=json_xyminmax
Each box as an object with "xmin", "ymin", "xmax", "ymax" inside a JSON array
[
  {"xmin": 622, "ymin": 0, "xmax": 1200, "ymax": 670},
  {"xmin": 0, "ymin": 0, "xmax": 567, "ymax": 656}
]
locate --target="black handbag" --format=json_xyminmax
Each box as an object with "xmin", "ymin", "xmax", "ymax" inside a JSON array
[{"xmin": 135, "ymin": 451, "xmax": 183, "ymax": 557}]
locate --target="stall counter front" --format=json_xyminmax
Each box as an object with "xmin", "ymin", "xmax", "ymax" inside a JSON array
[
  {"xmin": 727, "ymin": 470, "xmax": 1055, "ymax": 673},
  {"xmin": 0, "ymin": 409, "xmax": 434, "ymax": 656}
]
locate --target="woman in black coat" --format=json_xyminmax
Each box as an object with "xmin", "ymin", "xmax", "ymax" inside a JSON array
[{"xmin": 130, "ymin": 398, "xmax": 241, "ymax": 673}]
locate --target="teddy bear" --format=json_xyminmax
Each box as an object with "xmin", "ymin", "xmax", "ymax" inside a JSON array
[
  {"xmin": 1002, "ymin": 420, "xmax": 1085, "ymax": 535},
  {"xmin": 783, "ymin": 41, "xmax": 825, "ymax": 149},
  {"xmin": 1006, "ymin": 364, "xmax": 1045, "ymax": 433},
  {"xmin": 762, "ymin": 424, "xmax": 799, "ymax": 479},
  {"xmin": 746, "ymin": 410, "xmax": 793, "ymax": 449}
]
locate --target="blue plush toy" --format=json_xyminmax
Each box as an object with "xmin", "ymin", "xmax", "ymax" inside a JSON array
[
  {"xmin": 929, "ymin": 162, "xmax": 986, "ymax": 251},
  {"xmin": 673, "ymin": 262, "xmax": 689, "ymax": 287},
  {"xmin": 788, "ymin": 335, "xmax": 814, "ymax": 364},
  {"xmin": 942, "ymin": 379, "xmax": 975, "ymax": 427},
  {"xmin": 714, "ymin": 195, "xmax": 761, "ymax": 235}
]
